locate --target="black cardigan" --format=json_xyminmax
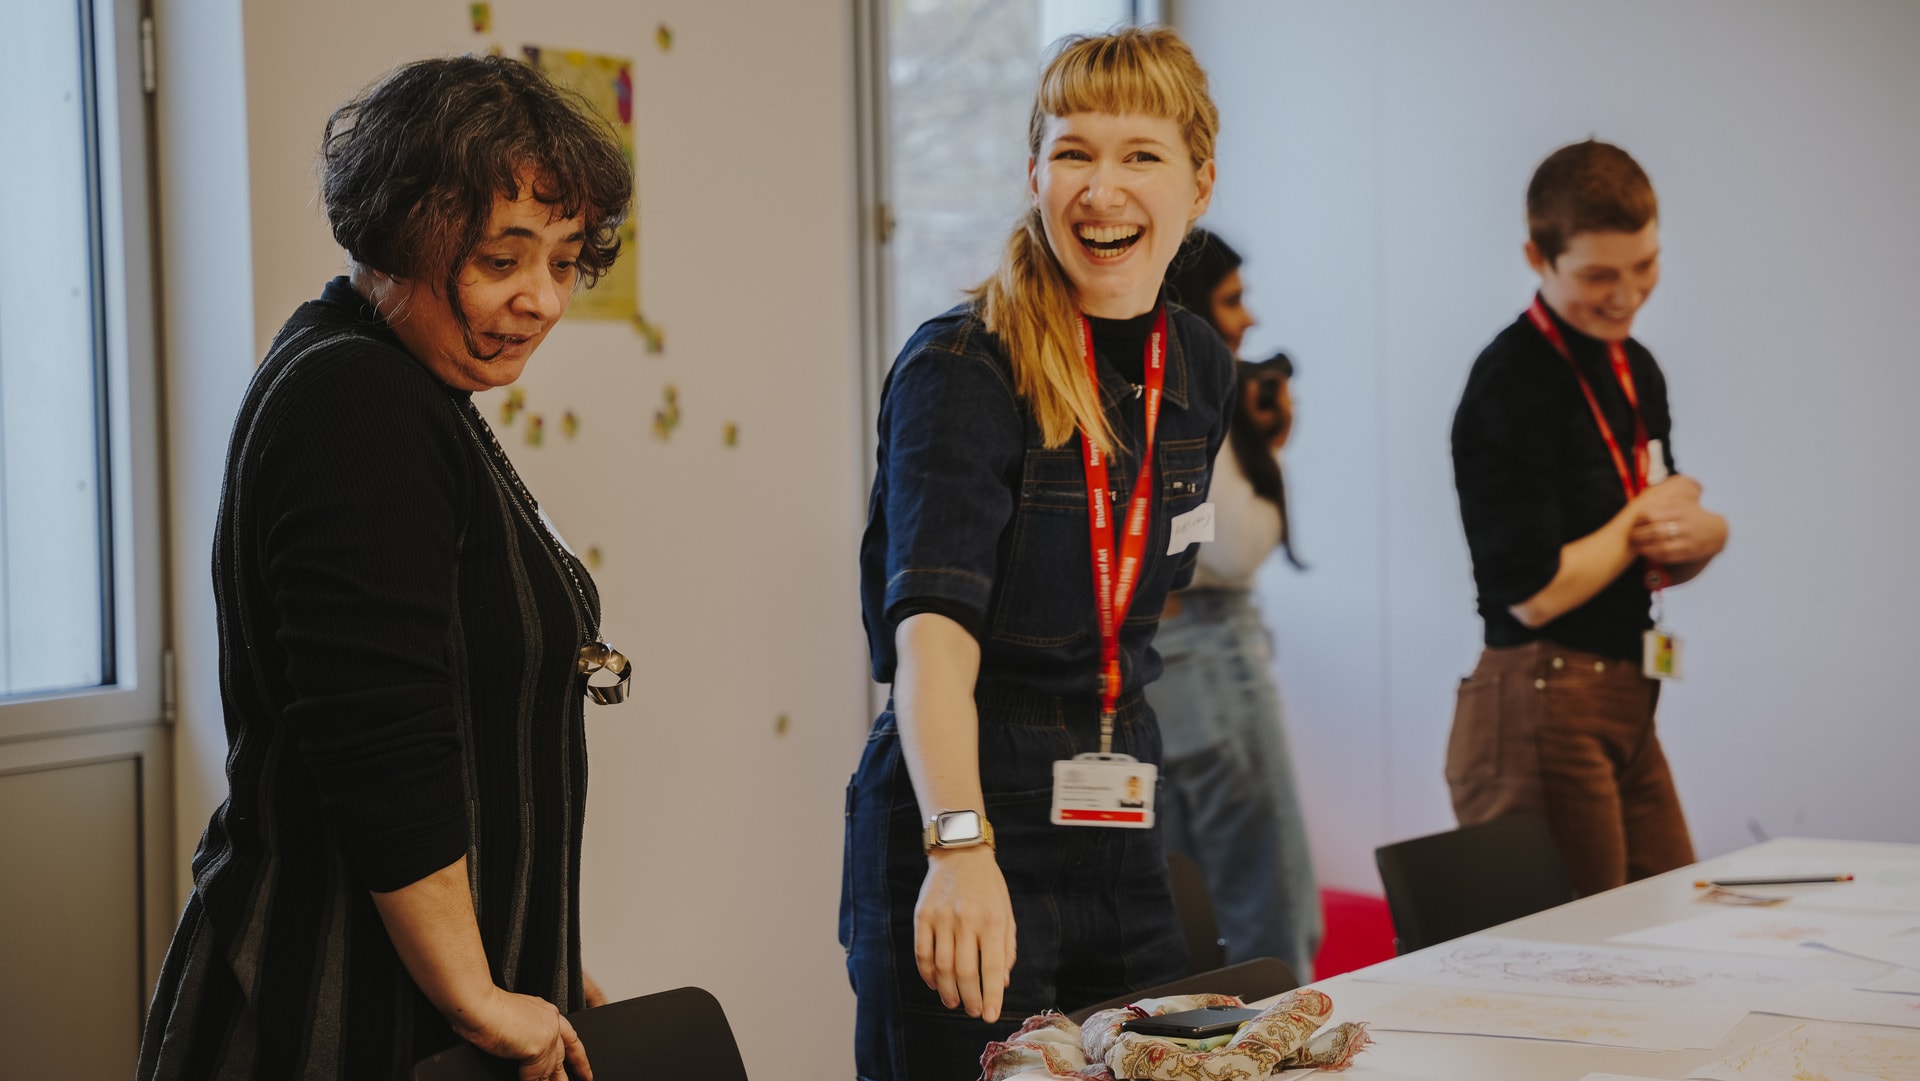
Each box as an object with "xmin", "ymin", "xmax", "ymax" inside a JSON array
[{"xmin": 139, "ymin": 278, "xmax": 598, "ymax": 1079}]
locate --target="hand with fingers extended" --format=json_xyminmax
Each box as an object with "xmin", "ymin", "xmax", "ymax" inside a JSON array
[
  {"xmin": 451, "ymin": 986, "xmax": 593, "ymax": 1081},
  {"xmin": 915, "ymin": 845, "xmax": 1019, "ymax": 1024}
]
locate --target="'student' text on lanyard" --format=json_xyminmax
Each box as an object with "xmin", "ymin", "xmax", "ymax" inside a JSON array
[{"xmin": 1078, "ymin": 307, "xmax": 1168, "ymax": 755}]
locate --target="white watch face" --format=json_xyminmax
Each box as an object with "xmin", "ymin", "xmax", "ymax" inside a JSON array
[{"xmin": 936, "ymin": 810, "xmax": 982, "ymax": 844}]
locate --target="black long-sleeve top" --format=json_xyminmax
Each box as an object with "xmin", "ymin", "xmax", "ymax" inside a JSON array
[
  {"xmin": 139, "ymin": 278, "xmax": 598, "ymax": 1079},
  {"xmin": 1452, "ymin": 296, "xmax": 1677, "ymax": 661}
]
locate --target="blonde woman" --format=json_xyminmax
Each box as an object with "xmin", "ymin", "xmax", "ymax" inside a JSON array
[{"xmin": 844, "ymin": 29, "xmax": 1235, "ymax": 1079}]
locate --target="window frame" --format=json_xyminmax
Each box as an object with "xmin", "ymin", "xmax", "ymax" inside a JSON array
[{"xmin": 0, "ymin": 0, "xmax": 166, "ymax": 741}]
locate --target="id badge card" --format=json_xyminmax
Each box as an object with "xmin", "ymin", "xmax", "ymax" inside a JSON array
[
  {"xmin": 1643, "ymin": 626, "xmax": 1683, "ymax": 680},
  {"xmin": 1051, "ymin": 754, "xmax": 1156, "ymax": 829}
]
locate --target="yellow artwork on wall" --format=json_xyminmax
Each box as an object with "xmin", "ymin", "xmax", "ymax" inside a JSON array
[{"xmin": 523, "ymin": 45, "xmax": 641, "ymax": 325}]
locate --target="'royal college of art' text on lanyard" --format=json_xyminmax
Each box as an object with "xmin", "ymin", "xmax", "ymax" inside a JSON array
[{"xmin": 1078, "ymin": 308, "xmax": 1167, "ymax": 755}]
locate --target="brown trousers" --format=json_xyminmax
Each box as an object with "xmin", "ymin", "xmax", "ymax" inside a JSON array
[{"xmin": 1447, "ymin": 641, "xmax": 1695, "ymax": 896}]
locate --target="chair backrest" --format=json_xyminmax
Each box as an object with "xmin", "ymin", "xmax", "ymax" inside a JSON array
[
  {"xmin": 414, "ymin": 986, "xmax": 748, "ymax": 1081},
  {"xmin": 1166, "ymin": 850, "xmax": 1228, "ymax": 974},
  {"xmin": 1065, "ymin": 956, "xmax": 1298, "ymax": 1024},
  {"xmin": 1373, "ymin": 811, "xmax": 1576, "ymax": 955}
]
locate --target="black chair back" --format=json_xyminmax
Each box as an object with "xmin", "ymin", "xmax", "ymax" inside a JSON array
[
  {"xmin": 414, "ymin": 985, "xmax": 748, "ymax": 1081},
  {"xmin": 1166, "ymin": 850, "xmax": 1229, "ymax": 974},
  {"xmin": 1065, "ymin": 956, "xmax": 1298, "ymax": 1024},
  {"xmin": 1374, "ymin": 811, "xmax": 1576, "ymax": 954}
]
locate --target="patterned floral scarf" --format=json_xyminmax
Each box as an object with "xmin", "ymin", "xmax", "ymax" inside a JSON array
[{"xmin": 980, "ymin": 988, "xmax": 1370, "ymax": 1080}]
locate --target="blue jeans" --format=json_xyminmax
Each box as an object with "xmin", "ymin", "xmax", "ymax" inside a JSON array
[
  {"xmin": 840, "ymin": 690, "xmax": 1188, "ymax": 1081},
  {"xmin": 1146, "ymin": 590, "xmax": 1322, "ymax": 978}
]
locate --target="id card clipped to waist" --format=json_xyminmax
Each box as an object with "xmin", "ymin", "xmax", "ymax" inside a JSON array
[{"xmin": 1051, "ymin": 754, "xmax": 1156, "ymax": 829}]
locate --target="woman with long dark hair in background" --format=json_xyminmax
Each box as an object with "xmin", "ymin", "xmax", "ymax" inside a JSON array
[{"xmin": 1148, "ymin": 228, "xmax": 1322, "ymax": 980}]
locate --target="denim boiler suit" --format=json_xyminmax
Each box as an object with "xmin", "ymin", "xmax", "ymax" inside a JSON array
[{"xmin": 843, "ymin": 300, "xmax": 1236, "ymax": 1080}]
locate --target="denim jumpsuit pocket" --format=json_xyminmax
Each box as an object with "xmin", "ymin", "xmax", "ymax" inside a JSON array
[
  {"xmin": 841, "ymin": 714, "xmax": 907, "ymax": 975},
  {"xmin": 992, "ymin": 448, "xmax": 1094, "ymax": 648},
  {"xmin": 1125, "ymin": 437, "xmax": 1212, "ymax": 631},
  {"xmin": 1158, "ymin": 437, "xmax": 1212, "ymax": 516}
]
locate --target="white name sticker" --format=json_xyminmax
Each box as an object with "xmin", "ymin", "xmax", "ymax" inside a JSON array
[
  {"xmin": 1167, "ymin": 501, "xmax": 1216, "ymax": 556},
  {"xmin": 1051, "ymin": 754, "xmax": 1157, "ymax": 829}
]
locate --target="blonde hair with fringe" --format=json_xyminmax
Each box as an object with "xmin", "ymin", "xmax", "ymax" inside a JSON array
[{"xmin": 969, "ymin": 27, "xmax": 1219, "ymax": 455}]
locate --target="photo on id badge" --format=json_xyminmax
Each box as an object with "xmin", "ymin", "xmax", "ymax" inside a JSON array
[
  {"xmin": 1052, "ymin": 757, "xmax": 1157, "ymax": 828},
  {"xmin": 1643, "ymin": 627, "xmax": 1682, "ymax": 680}
]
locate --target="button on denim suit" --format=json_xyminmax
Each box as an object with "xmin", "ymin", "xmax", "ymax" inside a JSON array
[{"xmin": 844, "ymin": 300, "xmax": 1236, "ymax": 1081}]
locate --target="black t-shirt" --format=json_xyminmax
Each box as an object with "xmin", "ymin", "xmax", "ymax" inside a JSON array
[
  {"xmin": 1451, "ymin": 296, "xmax": 1677, "ymax": 660},
  {"xmin": 1088, "ymin": 305, "xmax": 1160, "ymax": 385}
]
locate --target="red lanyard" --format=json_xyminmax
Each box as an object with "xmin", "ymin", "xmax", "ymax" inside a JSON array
[
  {"xmin": 1526, "ymin": 297, "xmax": 1666, "ymax": 590},
  {"xmin": 1079, "ymin": 307, "xmax": 1167, "ymax": 752},
  {"xmin": 1526, "ymin": 297, "xmax": 1649, "ymax": 499}
]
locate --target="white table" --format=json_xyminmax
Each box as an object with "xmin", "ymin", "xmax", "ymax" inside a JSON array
[{"xmin": 1283, "ymin": 836, "xmax": 1920, "ymax": 1080}]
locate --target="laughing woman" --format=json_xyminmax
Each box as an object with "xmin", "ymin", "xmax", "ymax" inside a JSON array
[{"xmin": 844, "ymin": 28, "xmax": 1236, "ymax": 1080}]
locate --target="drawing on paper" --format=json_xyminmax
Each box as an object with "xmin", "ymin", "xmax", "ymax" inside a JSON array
[
  {"xmin": 1732, "ymin": 923, "xmax": 1827, "ymax": 942},
  {"xmin": 1435, "ymin": 941, "xmax": 1792, "ymax": 994},
  {"xmin": 1692, "ymin": 1019, "xmax": 1920, "ymax": 1081}
]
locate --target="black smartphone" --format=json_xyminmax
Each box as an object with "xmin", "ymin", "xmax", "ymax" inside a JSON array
[{"xmin": 1120, "ymin": 1005, "xmax": 1261, "ymax": 1039}]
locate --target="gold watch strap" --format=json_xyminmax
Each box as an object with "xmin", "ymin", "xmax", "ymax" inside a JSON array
[{"xmin": 923, "ymin": 812, "xmax": 995, "ymax": 853}]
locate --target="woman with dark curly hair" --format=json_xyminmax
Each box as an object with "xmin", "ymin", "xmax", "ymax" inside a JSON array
[{"xmin": 138, "ymin": 55, "xmax": 631, "ymax": 1081}]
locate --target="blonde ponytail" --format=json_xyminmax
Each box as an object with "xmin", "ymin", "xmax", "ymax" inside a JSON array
[{"xmin": 972, "ymin": 211, "xmax": 1118, "ymax": 453}]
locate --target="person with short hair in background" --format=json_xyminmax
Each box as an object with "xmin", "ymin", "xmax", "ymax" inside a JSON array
[
  {"xmin": 1448, "ymin": 140, "xmax": 1728, "ymax": 897},
  {"xmin": 844, "ymin": 28, "xmax": 1235, "ymax": 1080},
  {"xmin": 138, "ymin": 56, "xmax": 632, "ymax": 1081},
  {"xmin": 1149, "ymin": 228, "xmax": 1322, "ymax": 979}
]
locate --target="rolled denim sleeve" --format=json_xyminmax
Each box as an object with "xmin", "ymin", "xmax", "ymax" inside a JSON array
[{"xmin": 877, "ymin": 346, "xmax": 1026, "ymax": 628}]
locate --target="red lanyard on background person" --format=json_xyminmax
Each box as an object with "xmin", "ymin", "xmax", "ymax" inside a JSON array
[
  {"xmin": 1525, "ymin": 296, "xmax": 1668, "ymax": 591},
  {"xmin": 1078, "ymin": 307, "xmax": 1167, "ymax": 755}
]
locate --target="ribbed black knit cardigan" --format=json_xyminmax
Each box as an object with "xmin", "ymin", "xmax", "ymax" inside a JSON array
[{"xmin": 138, "ymin": 278, "xmax": 597, "ymax": 1080}]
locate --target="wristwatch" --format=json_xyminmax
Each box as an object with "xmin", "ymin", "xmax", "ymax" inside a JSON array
[{"xmin": 923, "ymin": 809, "xmax": 995, "ymax": 854}]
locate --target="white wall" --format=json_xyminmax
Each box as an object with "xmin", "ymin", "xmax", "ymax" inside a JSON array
[
  {"xmin": 163, "ymin": 0, "xmax": 868, "ymax": 1072},
  {"xmin": 1176, "ymin": 0, "xmax": 1920, "ymax": 893}
]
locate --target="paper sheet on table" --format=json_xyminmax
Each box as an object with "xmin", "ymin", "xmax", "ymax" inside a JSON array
[
  {"xmin": 1611, "ymin": 908, "xmax": 1920, "ymax": 960},
  {"xmin": 1861, "ymin": 968, "xmax": 1920, "ymax": 995},
  {"xmin": 1788, "ymin": 881, "xmax": 1920, "ymax": 914},
  {"xmin": 1367, "ymin": 985, "xmax": 1746, "ymax": 1050},
  {"xmin": 1353, "ymin": 934, "xmax": 1885, "ymax": 1007},
  {"xmin": 1686, "ymin": 1019, "xmax": 1920, "ymax": 1081},
  {"xmin": 1816, "ymin": 928, "xmax": 1920, "ymax": 970},
  {"xmin": 1579, "ymin": 1075, "xmax": 1671, "ymax": 1081},
  {"xmin": 1756, "ymin": 980, "xmax": 1920, "ymax": 1030}
]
